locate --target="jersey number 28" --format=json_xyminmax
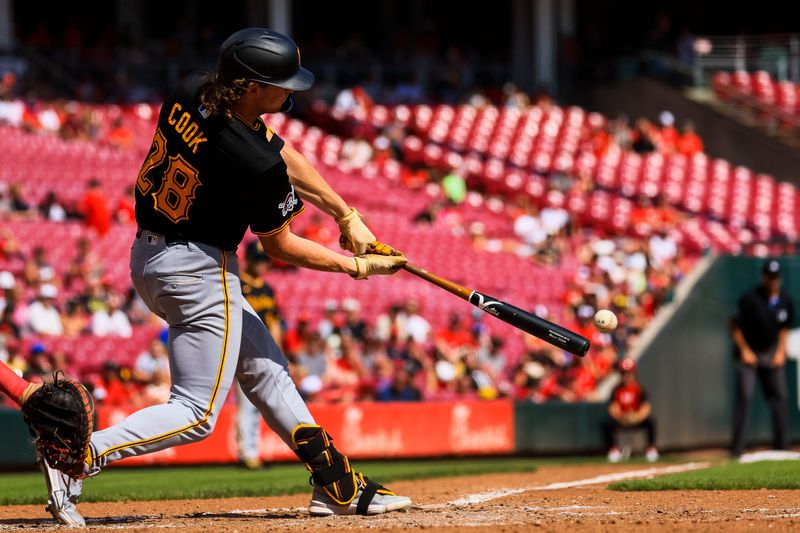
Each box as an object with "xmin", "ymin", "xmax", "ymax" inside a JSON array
[{"xmin": 136, "ymin": 128, "xmax": 202, "ymax": 223}]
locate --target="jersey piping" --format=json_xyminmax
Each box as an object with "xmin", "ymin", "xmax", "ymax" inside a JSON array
[{"xmin": 251, "ymin": 204, "xmax": 306, "ymax": 236}]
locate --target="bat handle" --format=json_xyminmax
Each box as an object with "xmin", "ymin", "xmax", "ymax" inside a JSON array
[{"xmin": 402, "ymin": 263, "xmax": 472, "ymax": 301}]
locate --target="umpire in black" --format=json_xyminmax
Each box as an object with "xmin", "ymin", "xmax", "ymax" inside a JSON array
[{"xmin": 730, "ymin": 258, "xmax": 793, "ymax": 458}]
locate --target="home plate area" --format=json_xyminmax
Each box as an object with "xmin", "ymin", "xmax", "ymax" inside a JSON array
[{"xmin": 1, "ymin": 463, "xmax": 799, "ymax": 532}]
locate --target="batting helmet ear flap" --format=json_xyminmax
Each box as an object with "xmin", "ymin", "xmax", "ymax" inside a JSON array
[{"xmin": 279, "ymin": 95, "xmax": 294, "ymax": 113}]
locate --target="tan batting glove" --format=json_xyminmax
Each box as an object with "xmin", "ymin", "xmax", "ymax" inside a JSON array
[
  {"xmin": 351, "ymin": 243, "xmax": 407, "ymax": 280},
  {"xmin": 337, "ymin": 208, "xmax": 376, "ymax": 255}
]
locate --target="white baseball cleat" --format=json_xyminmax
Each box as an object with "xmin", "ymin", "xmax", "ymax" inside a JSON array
[
  {"xmin": 308, "ymin": 473, "xmax": 412, "ymax": 516},
  {"xmin": 39, "ymin": 457, "xmax": 85, "ymax": 527}
]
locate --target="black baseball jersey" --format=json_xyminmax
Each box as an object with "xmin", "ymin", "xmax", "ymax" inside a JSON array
[
  {"xmin": 732, "ymin": 286, "xmax": 794, "ymax": 353},
  {"xmin": 135, "ymin": 71, "xmax": 304, "ymax": 250},
  {"xmin": 240, "ymin": 272, "xmax": 281, "ymax": 329}
]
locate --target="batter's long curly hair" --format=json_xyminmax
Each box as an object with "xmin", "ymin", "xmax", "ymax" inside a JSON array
[{"xmin": 198, "ymin": 72, "xmax": 250, "ymax": 121}]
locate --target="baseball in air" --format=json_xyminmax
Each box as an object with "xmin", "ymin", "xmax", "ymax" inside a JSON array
[{"xmin": 594, "ymin": 309, "xmax": 618, "ymax": 333}]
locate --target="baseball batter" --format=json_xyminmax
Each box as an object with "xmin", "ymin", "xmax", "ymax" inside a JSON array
[{"xmin": 39, "ymin": 28, "xmax": 411, "ymax": 526}]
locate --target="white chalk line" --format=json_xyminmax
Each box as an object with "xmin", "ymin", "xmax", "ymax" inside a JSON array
[
  {"xmin": 424, "ymin": 461, "xmax": 710, "ymax": 508},
  {"xmin": 214, "ymin": 465, "xmax": 710, "ymax": 518},
  {"xmin": 13, "ymin": 460, "xmax": 800, "ymax": 530},
  {"xmin": 226, "ymin": 507, "xmax": 301, "ymax": 514}
]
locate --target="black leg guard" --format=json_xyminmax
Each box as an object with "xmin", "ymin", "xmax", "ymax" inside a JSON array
[{"xmin": 292, "ymin": 425, "xmax": 358, "ymax": 505}]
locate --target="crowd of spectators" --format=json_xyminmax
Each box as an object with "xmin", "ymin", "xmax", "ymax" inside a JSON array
[
  {"xmin": 0, "ymin": 76, "xmax": 145, "ymax": 148},
  {"xmin": 236, "ymin": 213, "xmax": 688, "ymax": 406},
  {"xmin": 0, "ymin": 180, "xmax": 693, "ymax": 414},
  {"xmin": 0, "ymin": 7, "xmax": 790, "ymax": 420},
  {"xmin": 298, "ymin": 83, "xmax": 704, "ymax": 403},
  {"xmin": 0, "ymin": 226, "xmax": 618, "ymax": 410},
  {"xmin": 587, "ymin": 110, "xmax": 704, "ymax": 158},
  {"xmin": 1, "ymin": 81, "xmax": 703, "ymax": 411},
  {"xmin": 4, "ymin": 180, "xmax": 682, "ymax": 409},
  {"xmin": 0, "ymin": 175, "xmax": 162, "ymax": 409}
]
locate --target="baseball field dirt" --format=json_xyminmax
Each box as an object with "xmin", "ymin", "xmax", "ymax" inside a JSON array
[{"xmin": 1, "ymin": 461, "xmax": 799, "ymax": 531}]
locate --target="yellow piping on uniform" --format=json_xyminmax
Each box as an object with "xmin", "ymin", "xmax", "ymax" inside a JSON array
[
  {"xmin": 252, "ymin": 205, "xmax": 305, "ymax": 237},
  {"xmin": 96, "ymin": 253, "xmax": 231, "ymax": 460},
  {"xmin": 291, "ymin": 423, "xmax": 322, "ymax": 448},
  {"xmin": 233, "ymin": 112, "xmax": 264, "ymax": 131}
]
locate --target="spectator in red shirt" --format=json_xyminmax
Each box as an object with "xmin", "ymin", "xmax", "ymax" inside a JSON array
[
  {"xmin": 107, "ymin": 117, "xmax": 134, "ymax": 149},
  {"xmin": 115, "ymin": 186, "xmax": 136, "ymax": 224},
  {"xmin": 323, "ymin": 334, "xmax": 367, "ymax": 402},
  {"xmin": 568, "ymin": 361, "xmax": 597, "ymax": 401},
  {"xmin": 676, "ymin": 121, "xmax": 704, "ymax": 155},
  {"xmin": 91, "ymin": 361, "xmax": 134, "ymax": 407},
  {"xmin": 283, "ymin": 313, "xmax": 311, "ymax": 358},
  {"xmin": 603, "ymin": 358, "xmax": 658, "ymax": 463},
  {"xmin": 435, "ymin": 312, "xmax": 475, "ymax": 361},
  {"xmin": 571, "ymin": 304, "xmax": 608, "ymax": 348},
  {"xmin": 78, "ymin": 178, "xmax": 112, "ymax": 235},
  {"xmin": 302, "ymin": 211, "xmax": 335, "ymax": 247},
  {"xmin": 658, "ymin": 111, "xmax": 679, "ymax": 153},
  {"xmin": 588, "ymin": 125, "xmax": 611, "ymax": 156}
]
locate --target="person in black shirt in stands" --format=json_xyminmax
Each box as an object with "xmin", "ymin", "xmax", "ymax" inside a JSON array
[{"xmin": 730, "ymin": 258, "xmax": 794, "ymax": 458}]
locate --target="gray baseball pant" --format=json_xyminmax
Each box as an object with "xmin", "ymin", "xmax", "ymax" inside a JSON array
[{"xmin": 90, "ymin": 231, "xmax": 314, "ymax": 467}]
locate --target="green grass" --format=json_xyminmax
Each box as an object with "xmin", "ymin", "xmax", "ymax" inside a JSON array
[
  {"xmin": 0, "ymin": 457, "xmax": 542, "ymax": 505},
  {"xmin": 609, "ymin": 460, "xmax": 800, "ymax": 491}
]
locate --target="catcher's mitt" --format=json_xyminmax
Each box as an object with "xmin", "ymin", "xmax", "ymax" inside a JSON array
[{"xmin": 22, "ymin": 372, "xmax": 94, "ymax": 478}]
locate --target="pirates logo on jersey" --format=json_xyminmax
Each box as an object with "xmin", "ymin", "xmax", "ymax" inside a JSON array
[{"xmin": 279, "ymin": 185, "xmax": 298, "ymax": 217}]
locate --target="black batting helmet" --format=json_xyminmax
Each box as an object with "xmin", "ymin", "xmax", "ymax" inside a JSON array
[{"xmin": 217, "ymin": 28, "xmax": 314, "ymax": 91}]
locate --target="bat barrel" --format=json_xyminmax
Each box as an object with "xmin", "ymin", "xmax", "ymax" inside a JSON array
[
  {"xmin": 469, "ymin": 291, "xmax": 590, "ymax": 357},
  {"xmin": 400, "ymin": 263, "xmax": 590, "ymax": 356}
]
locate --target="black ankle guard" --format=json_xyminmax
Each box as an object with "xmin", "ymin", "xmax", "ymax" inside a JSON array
[{"xmin": 292, "ymin": 425, "xmax": 358, "ymax": 505}]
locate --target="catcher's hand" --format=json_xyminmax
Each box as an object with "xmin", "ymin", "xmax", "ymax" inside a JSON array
[
  {"xmin": 337, "ymin": 208, "xmax": 376, "ymax": 255},
  {"xmin": 21, "ymin": 372, "xmax": 94, "ymax": 478}
]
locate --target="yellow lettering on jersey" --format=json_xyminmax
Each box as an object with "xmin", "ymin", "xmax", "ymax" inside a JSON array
[
  {"xmin": 136, "ymin": 129, "xmax": 167, "ymax": 194},
  {"xmin": 167, "ymin": 103, "xmax": 181, "ymax": 125},
  {"xmin": 182, "ymin": 122, "xmax": 198, "ymax": 142},
  {"xmin": 265, "ymin": 126, "xmax": 274, "ymax": 142},
  {"xmin": 165, "ymin": 103, "xmax": 207, "ymax": 154},
  {"xmin": 175, "ymin": 112, "xmax": 190, "ymax": 133},
  {"xmin": 187, "ymin": 134, "xmax": 207, "ymax": 153},
  {"xmin": 152, "ymin": 154, "xmax": 202, "ymax": 223}
]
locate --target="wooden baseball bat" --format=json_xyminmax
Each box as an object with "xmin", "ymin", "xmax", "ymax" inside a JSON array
[{"xmin": 401, "ymin": 263, "xmax": 590, "ymax": 357}]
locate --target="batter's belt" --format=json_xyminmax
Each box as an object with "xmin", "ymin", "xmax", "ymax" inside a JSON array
[{"xmin": 135, "ymin": 228, "xmax": 189, "ymax": 246}]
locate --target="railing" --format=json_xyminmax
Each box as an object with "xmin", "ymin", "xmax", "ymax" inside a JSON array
[
  {"xmin": 692, "ymin": 33, "xmax": 800, "ymax": 86},
  {"xmin": 643, "ymin": 34, "xmax": 800, "ymax": 142}
]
